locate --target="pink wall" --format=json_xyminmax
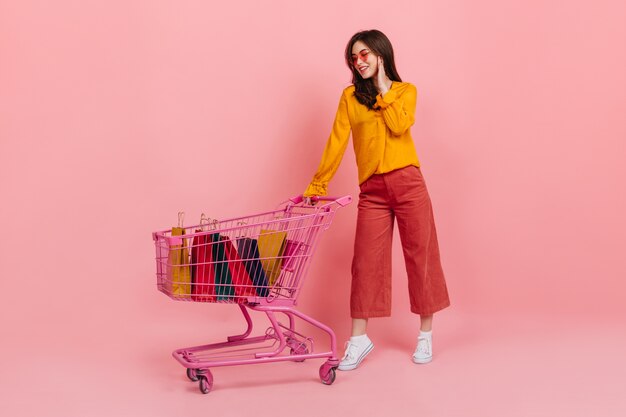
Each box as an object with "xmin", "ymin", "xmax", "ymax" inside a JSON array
[{"xmin": 1, "ymin": 1, "xmax": 625, "ymax": 410}]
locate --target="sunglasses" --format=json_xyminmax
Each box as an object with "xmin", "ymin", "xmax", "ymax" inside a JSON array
[{"xmin": 351, "ymin": 50, "xmax": 372, "ymax": 65}]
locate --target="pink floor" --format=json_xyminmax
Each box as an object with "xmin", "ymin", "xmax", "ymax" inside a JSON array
[{"xmin": 2, "ymin": 307, "xmax": 624, "ymax": 417}]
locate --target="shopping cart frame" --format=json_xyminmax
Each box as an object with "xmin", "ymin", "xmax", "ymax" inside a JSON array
[{"xmin": 152, "ymin": 195, "xmax": 352, "ymax": 394}]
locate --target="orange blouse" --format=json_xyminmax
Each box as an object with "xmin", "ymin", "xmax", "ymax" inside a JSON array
[{"xmin": 303, "ymin": 81, "xmax": 421, "ymax": 197}]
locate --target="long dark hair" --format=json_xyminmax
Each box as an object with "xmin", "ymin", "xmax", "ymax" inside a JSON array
[{"xmin": 345, "ymin": 29, "xmax": 402, "ymax": 110}]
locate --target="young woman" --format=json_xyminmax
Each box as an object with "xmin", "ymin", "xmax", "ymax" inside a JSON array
[{"xmin": 303, "ymin": 29, "xmax": 450, "ymax": 370}]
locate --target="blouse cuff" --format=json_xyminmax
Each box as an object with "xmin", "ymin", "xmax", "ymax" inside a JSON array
[
  {"xmin": 376, "ymin": 89, "xmax": 398, "ymax": 109},
  {"xmin": 303, "ymin": 181, "xmax": 328, "ymax": 197}
]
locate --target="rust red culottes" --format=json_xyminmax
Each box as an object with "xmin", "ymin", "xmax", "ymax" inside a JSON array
[{"xmin": 350, "ymin": 165, "xmax": 451, "ymax": 318}]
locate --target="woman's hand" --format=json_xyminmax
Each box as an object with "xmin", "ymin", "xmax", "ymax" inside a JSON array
[
  {"xmin": 377, "ymin": 56, "xmax": 391, "ymax": 95},
  {"xmin": 304, "ymin": 196, "xmax": 317, "ymax": 206}
]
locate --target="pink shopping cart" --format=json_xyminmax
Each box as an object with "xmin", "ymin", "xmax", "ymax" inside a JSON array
[{"xmin": 152, "ymin": 195, "xmax": 352, "ymax": 394}]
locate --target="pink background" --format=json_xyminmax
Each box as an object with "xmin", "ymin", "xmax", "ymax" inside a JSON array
[{"xmin": 1, "ymin": 0, "xmax": 625, "ymax": 415}]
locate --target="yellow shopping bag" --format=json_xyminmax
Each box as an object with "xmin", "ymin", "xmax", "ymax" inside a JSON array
[
  {"xmin": 167, "ymin": 213, "xmax": 191, "ymax": 299},
  {"xmin": 258, "ymin": 229, "xmax": 287, "ymax": 286}
]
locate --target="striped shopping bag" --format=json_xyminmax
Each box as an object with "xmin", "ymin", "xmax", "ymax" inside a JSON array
[
  {"xmin": 236, "ymin": 238, "xmax": 270, "ymax": 297},
  {"xmin": 222, "ymin": 238, "xmax": 258, "ymax": 300}
]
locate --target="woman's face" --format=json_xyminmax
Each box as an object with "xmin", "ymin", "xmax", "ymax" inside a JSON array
[{"xmin": 351, "ymin": 40, "xmax": 378, "ymax": 79}]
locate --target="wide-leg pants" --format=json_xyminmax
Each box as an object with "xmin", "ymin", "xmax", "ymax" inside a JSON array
[{"xmin": 350, "ymin": 165, "xmax": 451, "ymax": 318}]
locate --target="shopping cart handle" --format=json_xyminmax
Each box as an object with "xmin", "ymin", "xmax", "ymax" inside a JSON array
[{"xmin": 289, "ymin": 194, "xmax": 353, "ymax": 207}]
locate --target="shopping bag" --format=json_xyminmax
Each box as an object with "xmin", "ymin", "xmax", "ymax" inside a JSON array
[
  {"xmin": 236, "ymin": 238, "xmax": 270, "ymax": 297},
  {"xmin": 191, "ymin": 230, "xmax": 216, "ymax": 302},
  {"xmin": 211, "ymin": 233, "xmax": 236, "ymax": 301},
  {"xmin": 167, "ymin": 227, "xmax": 191, "ymax": 299},
  {"xmin": 222, "ymin": 238, "xmax": 257, "ymax": 299},
  {"xmin": 258, "ymin": 229, "xmax": 287, "ymax": 285},
  {"xmin": 282, "ymin": 239, "xmax": 308, "ymax": 272}
]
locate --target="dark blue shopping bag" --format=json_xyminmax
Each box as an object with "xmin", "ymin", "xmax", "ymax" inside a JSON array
[{"xmin": 236, "ymin": 238, "xmax": 270, "ymax": 297}]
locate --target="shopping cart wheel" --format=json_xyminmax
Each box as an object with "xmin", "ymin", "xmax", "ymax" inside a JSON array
[
  {"xmin": 319, "ymin": 365, "xmax": 337, "ymax": 385},
  {"xmin": 198, "ymin": 374, "xmax": 213, "ymax": 394},
  {"xmin": 186, "ymin": 368, "xmax": 199, "ymax": 382},
  {"xmin": 290, "ymin": 347, "xmax": 309, "ymax": 362}
]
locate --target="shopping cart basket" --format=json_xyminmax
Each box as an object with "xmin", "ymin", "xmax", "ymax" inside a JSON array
[{"xmin": 152, "ymin": 195, "xmax": 352, "ymax": 394}]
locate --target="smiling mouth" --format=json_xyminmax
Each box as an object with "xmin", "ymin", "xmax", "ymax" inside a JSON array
[{"xmin": 358, "ymin": 66, "xmax": 369, "ymax": 72}]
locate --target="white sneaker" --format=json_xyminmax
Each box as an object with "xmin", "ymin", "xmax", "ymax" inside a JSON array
[
  {"xmin": 338, "ymin": 336, "xmax": 374, "ymax": 371},
  {"xmin": 412, "ymin": 335, "xmax": 433, "ymax": 364}
]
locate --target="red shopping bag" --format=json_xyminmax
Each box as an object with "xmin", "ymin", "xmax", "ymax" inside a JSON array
[
  {"xmin": 223, "ymin": 238, "xmax": 257, "ymax": 300},
  {"xmin": 191, "ymin": 230, "xmax": 216, "ymax": 302},
  {"xmin": 282, "ymin": 240, "xmax": 308, "ymax": 272}
]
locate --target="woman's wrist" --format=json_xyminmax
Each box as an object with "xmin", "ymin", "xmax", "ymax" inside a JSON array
[{"xmin": 378, "ymin": 79, "xmax": 392, "ymax": 96}]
